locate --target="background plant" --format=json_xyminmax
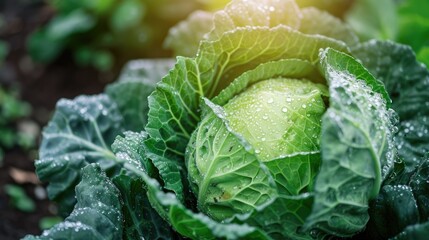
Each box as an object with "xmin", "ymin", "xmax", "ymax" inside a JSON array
[{"xmin": 28, "ymin": 0, "xmax": 205, "ymax": 71}]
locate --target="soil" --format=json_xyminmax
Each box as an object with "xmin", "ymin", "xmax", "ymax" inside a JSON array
[{"xmin": 0, "ymin": 0, "xmax": 118, "ymax": 239}]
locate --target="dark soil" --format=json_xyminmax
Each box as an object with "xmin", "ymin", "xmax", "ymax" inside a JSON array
[{"xmin": 0, "ymin": 0, "xmax": 117, "ymax": 239}]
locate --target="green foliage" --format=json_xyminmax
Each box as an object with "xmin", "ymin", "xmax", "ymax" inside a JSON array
[
  {"xmin": 0, "ymin": 86, "xmax": 33, "ymax": 165},
  {"xmin": 4, "ymin": 184, "xmax": 35, "ymax": 212},
  {"xmin": 23, "ymin": 164, "xmax": 123, "ymax": 240},
  {"xmin": 26, "ymin": 0, "xmax": 429, "ymax": 239},
  {"xmin": 352, "ymin": 40, "xmax": 429, "ymax": 171},
  {"xmin": 0, "ymin": 40, "xmax": 9, "ymax": 62},
  {"xmin": 39, "ymin": 217, "xmax": 63, "ymax": 230},
  {"xmin": 344, "ymin": 0, "xmax": 429, "ymax": 66},
  {"xmin": 28, "ymin": 0, "xmax": 203, "ymax": 71}
]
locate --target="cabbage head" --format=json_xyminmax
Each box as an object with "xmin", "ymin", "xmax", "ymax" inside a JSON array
[{"xmin": 28, "ymin": 0, "xmax": 429, "ymax": 239}]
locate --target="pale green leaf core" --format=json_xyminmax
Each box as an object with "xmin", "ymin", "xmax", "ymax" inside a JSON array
[{"xmin": 224, "ymin": 78, "xmax": 328, "ymax": 161}]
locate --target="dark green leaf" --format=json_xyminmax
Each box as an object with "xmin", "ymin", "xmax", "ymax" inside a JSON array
[
  {"xmin": 366, "ymin": 185, "xmax": 419, "ymax": 239},
  {"xmin": 304, "ymin": 48, "xmax": 396, "ymax": 237},
  {"xmin": 233, "ymin": 195, "xmax": 315, "ymax": 240},
  {"xmin": 113, "ymin": 175, "xmax": 175, "ymax": 239},
  {"xmin": 124, "ymin": 163, "xmax": 272, "ymax": 240},
  {"xmin": 410, "ymin": 158, "xmax": 429, "ymax": 221},
  {"xmin": 111, "ymin": 131, "xmax": 154, "ymax": 177},
  {"xmin": 352, "ymin": 40, "xmax": 429, "ymax": 171},
  {"xmin": 110, "ymin": 131, "xmax": 176, "ymax": 239},
  {"xmin": 106, "ymin": 59, "xmax": 174, "ymax": 132},
  {"xmin": 36, "ymin": 95, "xmax": 123, "ymax": 215},
  {"xmin": 391, "ymin": 221, "xmax": 429, "ymax": 240},
  {"xmin": 23, "ymin": 164, "xmax": 123, "ymax": 240}
]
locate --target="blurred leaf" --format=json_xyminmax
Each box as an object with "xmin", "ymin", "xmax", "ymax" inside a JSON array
[
  {"xmin": 417, "ymin": 47, "xmax": 429, "ymax": 67},
  {"xmin": 83, "ymin": 0, "xmax": 115, "ymax": 15},
  {"xmin": 398, "ymin": 14, "xmax": 429, "ymax": 52},
  {"xmin": 398, "ymin": 0, "xmax": 429, "ymax": 19},
  {"xmin": 46, "ymin": 10, "xmax": 96, "ymax": 39},
  {"xmin": 164, "ymin": 10, "xmax": 213, "ymax": 57},
  {"xmin": 27, "ymin": 29, "xmax": 64, "ymax": 63},
  {"xmin": 199, "ymin": 0, "xmax": 230, "ymax": 10},
  {"xmin": 345, "ymin": 0, "xmax": 398, "ymax": 40},
  {"xmin": 397, "ymin": 0, "xmax": 429, "ymax": 57},
  {"xmin": 0, "ymin": 148, "xmax": 3, "ymax": 166},
  {"xmin": 295, "ymin": 0, "xmax": 355, "ymax": 18},
  {"xmin": 39, "ymin": 216, "xmax": 63, "ymax": 230},
  {"xmin": 110, "ymin": 0, "xmax": 145, "ymax": 32},
  {"xmin": 92, "ymin": 50, "xmax": 114, "ymax": 71},
  {"xmin": 73, "ymin": 47, "xmax": 93, "ymax": 66},
  {"xmin": 0, "ymin": 128, "xmax": 15, "ymax": 147},
  {"xmin": 4, "ymin": 184, "xmax": 36, "ymax": 212},
  {"xmin": 49, "ymin": 0, "xmax": 84, "ymax": 13},
  {"xmin": 0, "ymin": 40, "xmax": 9, "ymax": 62},
  {"xmin": 0, "ymin": 87, "xmax": 31, "ymax": 121}
]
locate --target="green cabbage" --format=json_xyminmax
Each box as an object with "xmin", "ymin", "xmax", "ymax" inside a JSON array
[{"xmin": 25, "ymin": 0, "xmax": 429, "ymax": 239}]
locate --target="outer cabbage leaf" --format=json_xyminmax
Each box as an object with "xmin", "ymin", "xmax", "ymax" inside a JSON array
[
  {"xmin": 106, "ymin": 59, "xmax": 175, "ymax": 131},
  {"xmin": 116, "ymin": 59, "xmax": 176, "ymax": 84},
  {"xmin": 392, "ymin": 221, "xmax": 429, "ymax": 240},
  {"xmin": 80, "ymin": 131, "xmax": 174, "ymax": 240},
  {"xmin": 295, "ymin": 0, "xmax": 355, "ymax": 18},
  {"xmin": 164, "ymin": 11, "xmax": 214, "ymax": 57},
  {"xmin": 207, "ymin": 0, "xmax": 301, "ymax": 41},
  {"xmin": 123, "ymin": 162, "xmax": 272, "ymax": 240},
  {"xmin": 36, "ymin": 58, "xmax": 172, "ymax": 215},
  {"xmin": 36, "ymin": 95, "xmax": 122, "ymax": 215},
  {"xmin": 304, "ymin": 48, "xmax": 396, "ymax": 237},
  {"xmin": 113, "ymin": 132, "xmax": 176, "ymax": 239},
  {"xmin": 23, "ymin": 164, "xmax": 123, "ymax": 240},
  {"xmin": 352, "ymin": 40, "xmax": 429, "ymax": 171},
  {"xmin": 357, "ymin": 157, "xmax": 429, "ymax": 239},
  {"xmin": 299, "ymin": 7, "xmax": 359, "ymax": 47}
]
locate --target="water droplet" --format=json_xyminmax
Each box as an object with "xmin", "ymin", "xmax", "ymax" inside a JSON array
[
  {"xmin": 267, "ymin": 98, "xmax": 274, "ymax": 104},
  {"xmin": 302, "ymin": 104, "xmax": 307, "ymax": 109},
  {"xmin": 282, "ymin": 107, "xmax": 288, "ymax": 113}
]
